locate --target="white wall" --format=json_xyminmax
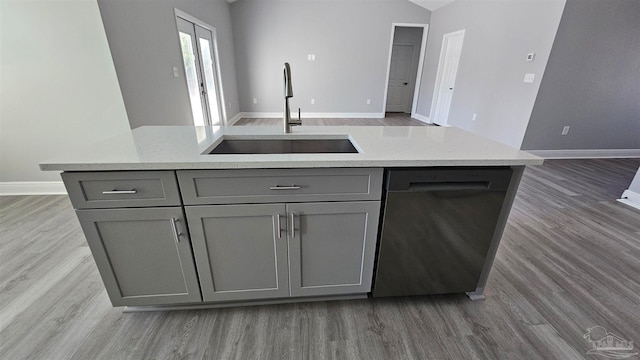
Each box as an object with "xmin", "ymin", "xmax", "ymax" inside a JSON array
[
  {"xmin": 230, "ymin": 0, "xmax": 431, "ymax": 115},
  {"xmin": 416, "ymin": 0, "xmax": 566, "ymax": 148},
  {"xmin": 0, "ymin": 0, "xmax": 130, "ymax": 185},
  {"xmin": 619, "ymin": 167, "xmax": 640, "ymax": 210},
  {"xmin": 629, "ymin": 169, "xmax": 640, "ymax": 194},
  {"xmin": 97, "ymin": 0, "xmax": 240, "ymax": 128}
]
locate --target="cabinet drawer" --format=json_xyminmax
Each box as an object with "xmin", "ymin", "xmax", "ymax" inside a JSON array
[
  {"xmin": 177, "ymin": 168, "xmax": 383, "ymax": 204},
  {"xmin": 62, "ymin": 171, "xmax": 181, "ymax": 209}
]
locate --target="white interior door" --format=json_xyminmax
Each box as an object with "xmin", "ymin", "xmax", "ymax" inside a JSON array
[
  {"xmin": 385, "ymin": 44, "xmax": 414, "ymax": 113},
  {"xmin": 431, "ymin": 30, "xmax": 465, "ymax": 126},
  {"xmin": 177, "ymin": 17, "xmax": 224, "ymax": 126}
]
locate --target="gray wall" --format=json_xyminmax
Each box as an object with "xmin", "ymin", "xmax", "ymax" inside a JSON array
[
  {"xmin": 521, "ymin": 0, "xmax": 640, "ymax": 150},
  {"xmin": 97, "ymin": 0, "xmax": 240, "ymax": 128},
  {"xmin": 230, "ymin": 0, "xmax": 430, "ymax": 115},
  {"xmin": 416, "ymin": 0, "xmax": 565, "ymax": 148},
  {"xmin": 390, "ymin": 27, "xmax": 424, "ymax": 113},
  {"xmin": 0, "ymin": 0, "xmax": 130, "ymax": 183}
]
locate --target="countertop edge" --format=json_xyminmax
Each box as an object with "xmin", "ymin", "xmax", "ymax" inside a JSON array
[{"xmin": 40, "ymin": 159, "xmax": 544, "ymax": 172}]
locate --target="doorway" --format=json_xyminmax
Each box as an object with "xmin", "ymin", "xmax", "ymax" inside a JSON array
[
  {"xmin": 430, "ymin": 30, "xmax": 465, "ymax": 126},
  {"xmin": 176, "ymin": 11, "xmax": 225, "ymax": 126},
  {"xmin": 383, "ymin": 24, "xmax": 428, "ymax": 119}
]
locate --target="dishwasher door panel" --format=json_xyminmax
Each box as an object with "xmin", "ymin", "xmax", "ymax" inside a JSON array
[{"xmin": 373, "ymin": 186, "xmax": 508, "ymax": 297}]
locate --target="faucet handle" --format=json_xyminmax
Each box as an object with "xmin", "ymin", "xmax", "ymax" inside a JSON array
[{"xmin": 292, "ymin": 108, "xmax": 302, "ymax": 125}]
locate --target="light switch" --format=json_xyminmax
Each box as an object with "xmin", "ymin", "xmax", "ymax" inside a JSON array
[
  {"xmin": 311, "ymin": 54, "xmax": 316, "ymax": 61},
  {"xmin": 526, "ymin": 53, "xmax": 536, "ymax": 62},
  {"xmin": 308, "ymin": 54, "xmax": 312, "ymax": 61},
  {"xmin": 172, "ymin": 66, "xmax": 180, "ymax": 78},
  {"xmin": 524, "ymin": 73, "xmax": 535, "ymax": 83}
]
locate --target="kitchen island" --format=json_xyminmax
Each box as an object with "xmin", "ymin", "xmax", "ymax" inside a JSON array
[{"xmin": 41, "ymin": 125, "xmax": 542, "ymax": 310}]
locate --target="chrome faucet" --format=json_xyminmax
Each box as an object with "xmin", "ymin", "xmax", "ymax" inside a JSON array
[{"xmin": 283, "ymin": 62, "xmax": 301, "ymax": 133}]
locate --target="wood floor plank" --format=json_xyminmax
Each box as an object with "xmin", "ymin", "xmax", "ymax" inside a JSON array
[
  {"xmin": 1, "ymin": 257, "xmax": 108, "ymax": 360},
  {"xmin": 0, "ymin": 247, "xmax": 91, "ymax": 331}
]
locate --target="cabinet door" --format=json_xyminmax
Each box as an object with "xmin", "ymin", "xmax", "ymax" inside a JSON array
[
  {"xmin": 76, "ymin": 208, "xmax": 202, "ymax": 306},
  {"xmin": 186, "ymin": 204, "xmax": 289, "ymax": 302},
  {"xmin": 287, "ymin": 201, "xmax": 381, "ymax": 297}
]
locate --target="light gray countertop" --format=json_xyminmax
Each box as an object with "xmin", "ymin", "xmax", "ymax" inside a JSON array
[{"xmin": 40, "ymin": 125, "xmax": 543, "ymax": 171}]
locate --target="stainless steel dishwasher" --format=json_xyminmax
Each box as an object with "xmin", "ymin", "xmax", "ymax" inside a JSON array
[{"xmin": 373, "ymin": 168, "xmax": 512, "ymax": 297}]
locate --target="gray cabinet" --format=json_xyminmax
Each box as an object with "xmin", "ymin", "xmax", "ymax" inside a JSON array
[
  {"xmin": 76, "ymin": 207, "xmax": 202, "ymax": 306},
  {"xmin": 185, "ymin": 204, "xmax": 290, "ymax": 302},
  {"xmin": 67, "ymin": 168, "xmax": 383, "ymax": 308},
  {"xmin": 287, "ymin": 201, "xmax": 380, "ymax": 297},
  {"xmin": 185, "ymin": 201, "xmax": 381, "ymax": 302}
]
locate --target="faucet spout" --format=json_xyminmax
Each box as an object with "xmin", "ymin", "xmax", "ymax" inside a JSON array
[
  {"xmin": 283, "ymin": 62, "xmax": 300, "ymax": 133},
  {"xmin": 284, "ymin": 63, "xmax": 293, "ymax": 98}
]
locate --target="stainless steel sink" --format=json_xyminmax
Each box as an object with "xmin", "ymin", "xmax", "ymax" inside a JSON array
[{"xmin": 208, "ymin": 138, "xmax": 358, "ymax": 154}]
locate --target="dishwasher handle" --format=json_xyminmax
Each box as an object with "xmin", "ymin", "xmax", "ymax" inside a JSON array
[
  {"xmin": 386, "ymin": 168, "xmax": 513, "ymax": 191},
  {"xmin": 407, "ymin": 181, "xmax": 490, "ymax": 192}
]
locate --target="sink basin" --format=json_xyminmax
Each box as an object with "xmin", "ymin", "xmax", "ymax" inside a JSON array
[{"xmin": 208, "ymin": 137, "xmax": 358, "ymax": 154}]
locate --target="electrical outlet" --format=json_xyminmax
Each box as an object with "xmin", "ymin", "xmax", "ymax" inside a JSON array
[
  {"xmin": 524, "ymin": 73, "xmax": 536, "ymax": 83},
  {"xmin": 308, "ymin": 54, "xmax": 312, "ymax": 61},
  {"xmin": 172, "ymin": 66, "xmax": 180, "ymax": 78},
  {"xmin": 472, "ymin": 113, "xmax": 477, "ymax": 121},
  {"xmin": 367, "ymin": 99, "xmax": 371, "ymax": 105},
  {"xmin": 311, "ymin": 99, "xmax": 315, "ymax": 105},
  {"xmin": 253, "ymin": 98, "xmax": 257, "ymax": 104},
  {"xmin": 562, "ymin": 126, "xmax": 570, "ymax": 135},
  {"xmin": 311, "ymin": 54, "xmax": 316, "ymax": 61}
]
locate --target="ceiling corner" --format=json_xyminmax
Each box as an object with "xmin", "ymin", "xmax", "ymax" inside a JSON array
[{"xmin": 408, "ymin": 0, "xmax": 455, "ymax": 12}]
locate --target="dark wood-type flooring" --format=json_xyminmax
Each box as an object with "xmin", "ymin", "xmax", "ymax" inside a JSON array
[{"xmin": 1, "ymin": 158, "xmax": 639, "ymax": 360}]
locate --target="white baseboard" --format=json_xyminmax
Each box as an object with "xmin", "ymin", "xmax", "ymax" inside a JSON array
[
  {"xmin": 236, "ymin": 112, "xmax": 385, "ymax": 119},
  {"xmin": 618, "ymin": 190, "xmax": 640, "ymax": 211},
  {"xmin": 411, "ymin": 113, "xmax": 431, "ymax": 124},
  {"xmin": 226, "ymin": 112, "xmax": 243, "ymax": 126},
  {"xmin": 527, "ymin": 149, "xmax": 640, "ymax": 159},
  {"xmin": 0, "ymin": 181, "xmax": 67, "ymax": 196}
]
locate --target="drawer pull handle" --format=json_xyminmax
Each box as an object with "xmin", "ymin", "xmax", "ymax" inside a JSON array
[
  {"xmin": 170, "ymin": 218, "xmax": 182, "ymax": 243},
  {"xmin": 102, "ymin": 190, "xmax": 137, "ymax": 195},
  {"xmin": 270, "ymin": 185, "xmax": 301, "ymax": 190},
  {"xmin": 290, "ymin": 212, "xmax": 296, "ymax": 238},
  {"xmin": 276, "ymin": 214, "xmax": 282, "ymax": 238}
]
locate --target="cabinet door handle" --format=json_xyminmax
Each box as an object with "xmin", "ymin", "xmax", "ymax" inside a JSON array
[
  {"xmin": 102, "ymin": 189, "xmax": 137, "ymax": 195},
  {"xmin": 290, "ymin": 212, "xmax": 296, "ymax": 237},
  {"xmin": 170, "ymin": 218, "xmax": 182, "ymax": 243},
  {"xmin": 276, "ymin": 214, "xmax": 282, "ymax": 239},
  {"xmin": 270, "ymin": 185, "xmax": 301, "ymax": 190}
]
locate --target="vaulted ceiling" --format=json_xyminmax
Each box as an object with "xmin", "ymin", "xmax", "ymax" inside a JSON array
[{"xmin": 226, "ymin": 0, "xmax": 454, "ymax": 12}]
